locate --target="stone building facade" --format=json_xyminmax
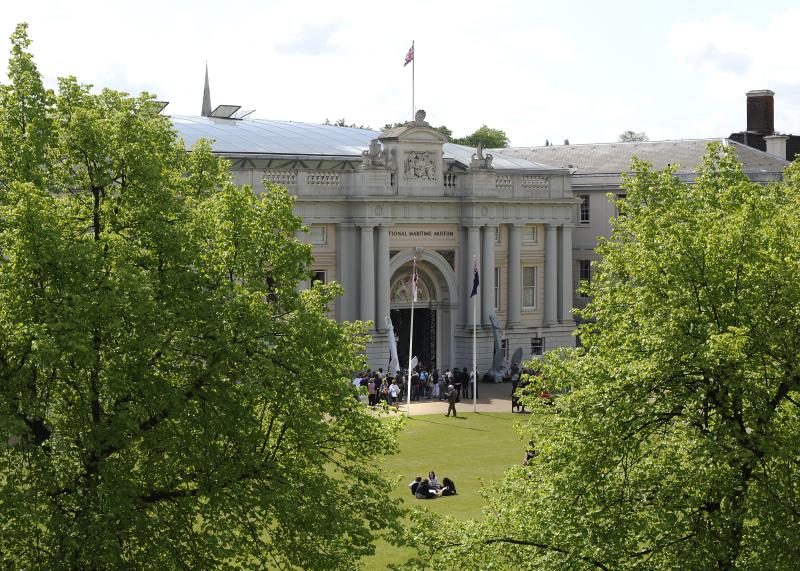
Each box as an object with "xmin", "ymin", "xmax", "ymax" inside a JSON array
[
  {"xmin": 171, "ymin": 88, "xmax": 790, "ymax": 371},
  {"xmin": 172, "ymin": 111, "xmax": 578, "ymax": 372}
]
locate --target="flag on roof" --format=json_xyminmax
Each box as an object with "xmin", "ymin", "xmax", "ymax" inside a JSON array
[{"xmin": 404, "ymin": 42, "xmax": 414, "ymax": 67}]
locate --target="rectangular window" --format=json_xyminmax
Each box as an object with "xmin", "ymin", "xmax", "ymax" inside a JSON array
[
  {"xmin": 522, "ymin": 266, "xmax": 537, "ymax": 308},
  {"xmin": 579, "ymin": 260, "xmax": 591, "ymax": 297},
  {"xmin": 523, "ymin": 225, "xmax": 537, "ymax": 242},
  {"xmin": 309, "ymin": 225, "xmax": 327, "ymax": 245},
  {"xmin": 501, "ymin": 339, "xmax": 508, "ymax": 360},
  {"xmin": 579, "ymin": 260, "xmax": 591, "ymax": 282},
  {"xmin": 494, "ymin": 226, "xmax": 501, "ymax": 243},
  {"xmin": 579, "ymin": 195, "xmax": 590, "ymax": 224},
  {"xmin": 615, "ymin": 193, "xmax": 627, "ymax": 218},
  {"xmin": 494, "ymin": 267, "xmax": 501, "ymax": 310},
  {"xmin": 531, "ymin": 337, "xmax": 544, "ymax": 355},
  {"xmin": 311, "ymin": 270, "xmax": 326, "ymax": 286}
]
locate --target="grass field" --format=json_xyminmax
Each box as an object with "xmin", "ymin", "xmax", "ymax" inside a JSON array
[{"xmin": 362, "ymin": 411, "xmax": 529, "ymax": 569}]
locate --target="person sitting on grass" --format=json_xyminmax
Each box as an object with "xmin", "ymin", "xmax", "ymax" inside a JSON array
[
  {"xmin": 415, "ymin": 478, "xmax": 442, "ymax": 499},
  {"xmin": 428, "ymin": 471, "xmax": 441, "ymax": 490},
  {"xmin": 440, "ymin": 477, "xmax": 457, "ymax": 496},
  {"xmin": 409, "ymin": 476, "xmax": 422, "ymax": 496}
]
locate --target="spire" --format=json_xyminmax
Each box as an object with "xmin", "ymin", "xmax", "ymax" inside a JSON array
[{"xmin": 201, "ymin": 62, "xmax": 211, "ymax": 117}]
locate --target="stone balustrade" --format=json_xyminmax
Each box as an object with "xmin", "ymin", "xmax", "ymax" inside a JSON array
[{"xmin": 251, "ymin": 169, "xmax": 567, "ymax": 199}]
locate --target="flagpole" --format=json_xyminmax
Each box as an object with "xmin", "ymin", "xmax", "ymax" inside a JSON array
[
  {"xmin": 411, "ymin": 40, "xmax": 415, "ymax": 120},
  {"xmin": 472, "ymin": 255, "xmax": 477, "ymax": 413},
  {"xmin": 407, "ymin": 257, "xmax": 416, "ymax": 418}
]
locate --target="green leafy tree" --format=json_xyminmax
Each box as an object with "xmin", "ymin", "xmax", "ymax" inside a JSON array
[
  {"xmin": 324, "ymin": 117, "xmax": 372, "ymax": 129},
  {"xmin": 453, "ymin": 124, "xmax": 510, "ymax": 148},
  {"xmin": 405, "ymin": 144, "xmax": 800, "ymax": 569},
  {"xmin": 0, "ymin": 24, "xmax": 402, "ymax": 569},
  {"xmin": 618, "ymin": 129, "xmax": 649, "ymax": 142}
]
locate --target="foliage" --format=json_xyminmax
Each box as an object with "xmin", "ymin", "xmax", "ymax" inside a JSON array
[
  {"xmin": 0, "ymin": 24, "xmax": 403, "ymax": 569},
  {"xmin": 403, "ymin": 144, "xmax": 800, "ymax": 569},
  {"xmin": 452, "ymin": 124, "xmax": 510, "ymax": 148},
  {"xmin": 618, "ymin": 129, "xmax": 649, "ymax": 142},
  {"xmin": 324, "ymin": 117, "xmax": 372, "ymax": 129}
]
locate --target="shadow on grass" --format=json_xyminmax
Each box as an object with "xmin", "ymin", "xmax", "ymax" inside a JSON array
[{"xmin": 406, "ymin": 412, "xmax": 516, "ymax": 432}]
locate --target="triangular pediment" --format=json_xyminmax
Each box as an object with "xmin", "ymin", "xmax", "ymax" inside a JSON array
[
  {"xmin": 380, "ymin": 125, "xmax": 448, "ymax": 144},
  {"xmin": 379, "ymin": 110, "xmax": 448, "ymax": 145}
]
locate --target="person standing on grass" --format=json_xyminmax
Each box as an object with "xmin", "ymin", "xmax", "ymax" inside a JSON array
[
  {"xmin": 367, "ymin": 376, "xmax": 377, "ymax": 406},
  {"xmin": 445, "ymin": 384, "xmax": 458, "ymax": 417},
  {"xmin": 389, "ymin": 378, "xmax": 400, "ymax": 407}
]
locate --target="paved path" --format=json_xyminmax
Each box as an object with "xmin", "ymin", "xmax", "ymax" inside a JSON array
[{"xmin": 390, "ymin": 381, "xmax": 514, "ymax": 415}]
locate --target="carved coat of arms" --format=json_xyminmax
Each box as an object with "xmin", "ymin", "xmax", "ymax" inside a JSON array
[{"xmin": 404, "ymin": 151, "xmax": 437, "ymax": 181}]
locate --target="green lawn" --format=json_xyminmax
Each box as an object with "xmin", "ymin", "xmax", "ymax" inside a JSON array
[{"xmin": 363, "ymin": 411, "xmax": 528, "ymax": 569}]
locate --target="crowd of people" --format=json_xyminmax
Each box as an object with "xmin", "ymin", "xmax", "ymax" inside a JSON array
[
  {"xmin": 351, "ymin": 365, "xmax": 478, "ymax": 408},
  {"xmin": 409, "ymin": 471, "xmax": 457, "ymax": 499}
]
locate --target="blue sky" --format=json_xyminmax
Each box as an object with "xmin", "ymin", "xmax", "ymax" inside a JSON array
[{"xmin": 2, "ymin": 0, "xmax": 798, "ymax": 146}]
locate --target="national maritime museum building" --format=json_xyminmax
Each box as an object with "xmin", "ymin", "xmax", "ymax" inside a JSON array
[{"xmin": 169, "ymin": 87, "xmax": 789, "ymax": 374}]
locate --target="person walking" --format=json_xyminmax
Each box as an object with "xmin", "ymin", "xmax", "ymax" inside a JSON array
[
  {"xmin": 389, "ymin": 378, "xmax": 400, "ymax": 407},
  {"xmin": 445, "ymin": 384, "xmax": 458, "ymax": 417}
]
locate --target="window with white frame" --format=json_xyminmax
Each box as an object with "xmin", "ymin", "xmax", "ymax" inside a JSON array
[
  {"xmin": 579, "ymin": 195, "xmax": 590, "ymax": 224},
  {"xmin": 309, "ymin": 225, "xmax": 327, "ymax": 245},
  {"xmin": 494, "ymin": 266, "xmax": 501, "ymax": 310},
  {"xmin": 579, "ymin": 260, "xmax": 591, "ymax": 296},
  {"xmin": 531, "ymin": 337, "xmax": 544, "ymax": 355},
  {"xmin": 523, "ymin": 225, "xmax": 537, "ymax": 242},
  {"xmin": 523, "ymin": 266, "xmax": 537, "ymax": 308}
]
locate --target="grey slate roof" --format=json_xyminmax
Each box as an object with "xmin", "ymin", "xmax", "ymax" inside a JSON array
[
  {"xmin": 499, "ymin": 138, "xmax": 789, "ymax": 175},
  {"xmin": 170, "ymin": 115, "xmax": 551, "ymax": 171},
  {"xmin": 441, "ymin": 143, "xmax": 557, "ymax": 171}
]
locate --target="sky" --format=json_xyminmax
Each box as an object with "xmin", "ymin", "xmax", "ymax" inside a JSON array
[{"xmin": 2, "ymin": 0, "xmax": 799, "ymax": 147}]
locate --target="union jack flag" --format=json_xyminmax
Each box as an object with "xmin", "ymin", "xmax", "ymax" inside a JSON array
[{"xmin": 404, "ymin": 42, "xmax": 414, "ymax": 67}]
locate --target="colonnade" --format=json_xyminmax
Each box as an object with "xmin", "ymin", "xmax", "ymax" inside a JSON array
[{"xmin": 337, "ymin": 222, "xmax": 575, "ymax": 330}]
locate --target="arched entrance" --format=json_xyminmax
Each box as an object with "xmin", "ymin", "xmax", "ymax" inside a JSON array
[{"xmin": 389, "ymin": 250, "xmax": 458, "ymax": 372}]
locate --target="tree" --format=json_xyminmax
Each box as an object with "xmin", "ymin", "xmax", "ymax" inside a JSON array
[
  {"xmin": 405, "ymin": 144, "xmax": 800, "ymax": 569},
  {"xmin": 0, "ymin": 24, "xmax": 403, "ymax": 569},
  {"xmin": 618, "ymin": 130, "xmax": 649, "ymax": 142},
  {"xmin": 453, "ymin": 124, "xmax": 510, "ymax": 148},
  {"xmin": 324, "ymin": 117, "xmax": 372, "ymax": 129}
]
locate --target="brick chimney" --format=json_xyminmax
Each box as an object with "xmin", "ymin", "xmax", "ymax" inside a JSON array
[{"xmin": 746, "ymin": 89, "xmax": 774, "ymax": 134}]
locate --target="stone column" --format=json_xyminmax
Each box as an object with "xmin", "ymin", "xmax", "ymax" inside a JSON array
[
  {"xmin": 336, "ymin": 223, "xmax": 358, "ymax": 321},
  {"xmin": 560, "ymin": 224, "xmax": 574, "ymax": 324},
  {"xmin": 481, "ymin": 225, "xmax": 497, "ymax": 325},
  {"xmin": 458, "ymin": 228, "xmax": 468, "ymax": 326},
  {"xmin": 466, "ymin": 226, "xmax": 481, "ymax": 327},
  {"xmin": 544, "ymin": 224, "xmax": 558, "ymax": 325},
  {"xmin": 375, "ymin": 225, "xmax": 390, "ymax": 331},
  {"xmin": 507, "ymin": 224, "xmax": 521, "ymax": 326},
  {"xmin": 359, "ymin": 225, "xmax": 375, "ymax": 328}
]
